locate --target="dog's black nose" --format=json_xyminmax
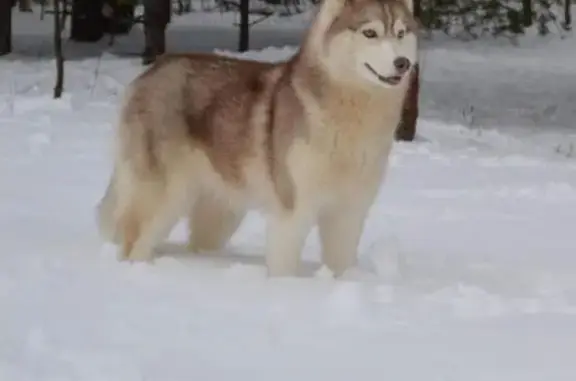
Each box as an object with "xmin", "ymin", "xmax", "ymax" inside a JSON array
[{"xmin": 393, "ymin": 57, "xmax": 411, "ymax": 73}]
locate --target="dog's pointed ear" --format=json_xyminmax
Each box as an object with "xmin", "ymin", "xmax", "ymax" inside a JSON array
[
  {"xmin": 403, "ymin": 0, "xmax": 414, "ymax": 14},
  {"xmin": 303, "ymin": 0, "xmax": 349, "ymax": 53},
  {"xmin": 313, "ymin": 0, "xmax": 348, "ymax": 26}
]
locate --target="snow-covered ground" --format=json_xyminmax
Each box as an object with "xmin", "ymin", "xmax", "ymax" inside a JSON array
[{"xmin": 2, "ymin": 7, "xmax": 576, "ymax": 381}]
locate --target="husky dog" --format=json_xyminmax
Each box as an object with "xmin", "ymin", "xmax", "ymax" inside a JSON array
[{"xmin": 96, "ymin": 0, "xmax": 418, "ymax": 277}]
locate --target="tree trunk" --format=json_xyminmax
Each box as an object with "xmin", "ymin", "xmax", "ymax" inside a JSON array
[
  {"xmin": 238, "ymin": 0, "xmax": 250, "ymax": 51},
  {"xmin": 0, "ymin": 0, "xmax": 12, "ymax": 56},
  {"xmin": 70, "ymin": 0, "xmax": 106, "ymax": 42},
  {"xmin": 54, "ymin": 0, "xmax": 64, "ymax": 98},
  {"xmin": 522, "ymin": 0, "xmax": 532, "ymax": 27},
  {"xmin": 564, "ymin": 0, "xmax": 572, "ymax": 30},
  {"xmin": 394, "ymin": 0, "xmax": 420, "ymax": 141},
  {"xmin": 413, "ymin": 0, "xmax": 421, "ymax": 20},
  {"xmin": 18, "ymin": 0, "xmax": 32, "ymax": 12},
  {"xmin": 395, "ymin": 64, "xmax": 419, "ymax": 142},
  {"xmin": 142, "ymin": 0, "xmax": 171, "ymax": 64}
]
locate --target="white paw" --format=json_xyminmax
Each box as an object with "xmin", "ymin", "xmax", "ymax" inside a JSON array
[
  {"xmin": 314, "ymin": 264, "xmax": 335, "ymax": 280},
  {"xmin": 361, "ymin": 235, "xmax": 405, "ymax": 282}
]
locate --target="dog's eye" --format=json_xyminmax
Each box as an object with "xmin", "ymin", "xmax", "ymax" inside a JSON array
[
  {"xmin": 362, "ymin": 29, "xmax": 378, "ymax": 39},
  {"xmin": 397, "ymin": 30, "xmax": 405, "ymax": 39}
]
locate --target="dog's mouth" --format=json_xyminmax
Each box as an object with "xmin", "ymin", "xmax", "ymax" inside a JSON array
[{"xmin": 364, "ymin": 63, "xmax": 402, "ymax": 86}]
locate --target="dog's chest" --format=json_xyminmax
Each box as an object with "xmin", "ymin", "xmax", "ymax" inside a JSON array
[
  {"xmin": 317, "ymin": 113, "xmax": 394, "ymax": 169},
  {"xmin": 290, "ymin": 92, "xmax": 401, "ymax": 190},
  {"xmin": 290, "ymin": 124, "xmax": 392, "ymax": 199}
]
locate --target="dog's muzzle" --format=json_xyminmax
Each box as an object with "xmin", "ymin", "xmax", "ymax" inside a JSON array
[
  {"xmin": 364, "ymin": 63, "xmax": 403, "ymax": 86},
  {"xmin": 364, "ymin": 56, "xmax": 411, "ymax": 86}
]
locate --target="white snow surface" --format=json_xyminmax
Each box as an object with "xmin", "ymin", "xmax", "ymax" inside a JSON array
[{"xmin": 2, "ymin": 8, "xmax": 576, "ymax": 381}]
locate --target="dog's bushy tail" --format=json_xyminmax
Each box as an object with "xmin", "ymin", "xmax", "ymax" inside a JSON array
[{"xmin": 96, "ymin": 169, "xmax": 121, "ymax": 244}]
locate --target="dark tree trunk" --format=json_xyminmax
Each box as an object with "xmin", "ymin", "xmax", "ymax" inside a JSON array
[
  {"xmin": 54, "ymin": 0, "xmax": 64, "ymax": 98},
  {"xmin": 70, "ymin": 0, "xmax": 106, "ymax": 42},
  {"xmin": 177, "ymin": 0, "xmax": 192, "ymax": 14},
  {"xmin": 522, "ymin": 0, "xmax": 532, "ymax": 27},
  {"xmin": 564, "ymin": 0, "xmax": 572, "ymax": 30},
  {"xmin": 18, "ymin": 0, "xmax": 32, "ymax": 12},
  {"xmin": 239, "ymin": 0, "xmax": 250, "ymax": 52},
  {"xmin": 0, "ymin": 0, "xmax": 13, "ymax": 56},
  {"xmin": 142, "ymin": 0, "xmax": 171, "ymax": 64},
  {"xmin": 395, "ymin": 0, "xmax": 420, "ymax": 141},
  {"xmin": 413, "ymin": 0, "xmax": 421, "ymax": 20},
  {"xmin": 396, "ymin": 64, "xmax": 419, "ymax": 142}
]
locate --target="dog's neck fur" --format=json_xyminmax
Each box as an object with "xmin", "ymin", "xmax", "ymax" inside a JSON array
[{"xmin": 279, "ymin": 46, "xmax": 408, "ymax": 140}]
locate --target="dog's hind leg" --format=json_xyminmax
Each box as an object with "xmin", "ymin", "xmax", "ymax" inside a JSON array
[
  {"xmin": 96, "ymin": 169, "xmax": 122, "ymax": 244},
  {"xmin": 187, "ymin": 194, "xmax": 246, "ymax": 253},
  {"xmin": 115, "ymin": 172, "xmax": 186, "ymax": 262}
]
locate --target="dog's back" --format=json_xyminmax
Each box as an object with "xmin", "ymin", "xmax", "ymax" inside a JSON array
[
  {"xmin": 97, "ymin": 53, "xmax": 286, "ymax": 252},
  {"xmin": 117, "ymin": 53, "xmax": 276, "ymax": 177}
]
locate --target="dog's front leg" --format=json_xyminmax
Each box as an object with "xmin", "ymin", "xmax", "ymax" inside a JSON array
[
  {"xmin": 318, "ymin": 196, "xmax": 375, "ymax": 277},
  {"xmin": 265, "ymin": 210, "xmax": 314, "ymax": 277}
]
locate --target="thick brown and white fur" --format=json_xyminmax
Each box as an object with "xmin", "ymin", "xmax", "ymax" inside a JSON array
[{"xmin": 96, "ymin": 0, "xmax": 418, "ymax": 277}]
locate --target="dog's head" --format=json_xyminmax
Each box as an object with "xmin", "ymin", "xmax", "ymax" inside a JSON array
[{"xmin": 309, "ymin": 0, "xmax": 418, "ymax": 89}]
